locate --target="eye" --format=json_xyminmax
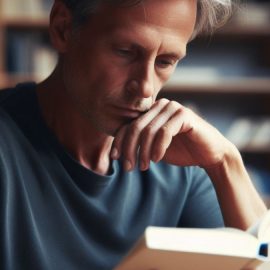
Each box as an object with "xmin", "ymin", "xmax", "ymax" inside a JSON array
[
  {"xmin": 115, "ymin": 48, "xmax": 134, "ymax": 58},
  {"xmin": 156, "ymin": 58, "xmax": 177, "ymax": 69}
]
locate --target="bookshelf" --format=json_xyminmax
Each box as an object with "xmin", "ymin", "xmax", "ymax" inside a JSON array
[
  {"xmin": 0, "ymin": 0, "xmax": 269, "ymax": 204},
  {"xmin": 0, "ymin": 0, "xmax": 55, "ymax": 88}
]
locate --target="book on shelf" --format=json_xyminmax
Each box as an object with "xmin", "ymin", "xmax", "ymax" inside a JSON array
[
  {"xmin": 225, "ymin": 117, "xmax": 270, "ymax": 151},
  {"xmin": 7, "ymin": 31, "xmax": 56, "ymax": 81},
  {"xmin": 115, "ymin": 210, "xmax": 270, "ymax": 270},
  {"xmin": 225, "ymin": 117, "xmax": 257, "ymax": 150},
  {"xmin": 1, "ymin": 0, "xmax": 53, "ymax": 18}
]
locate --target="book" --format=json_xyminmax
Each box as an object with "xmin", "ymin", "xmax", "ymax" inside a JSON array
[
  {"xmin": 7, "ymin": 30, "xmax": 56, "ymax": 79},
  {"xmin": 1, "ymin": 0, "xmax": 52, "ymax": 18},
  {"xmin": 225, "ymin": 117, "xmax": 257, "ymax": 150},
  {"xmin": 115, "ymin": 210, "xmax": 270, "ymax": 270}
]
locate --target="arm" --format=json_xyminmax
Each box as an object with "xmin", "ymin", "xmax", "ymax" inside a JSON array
[
  {"xmin": 111, "ymin": 98, "xmax": 267, "ymax": 229},
  {"xmin": 205, "ymin": 145, "xmax": 267, "ymax": 229}
]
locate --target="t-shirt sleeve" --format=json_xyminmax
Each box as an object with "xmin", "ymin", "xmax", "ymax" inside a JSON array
[{"xmin": 178, "ymin": 166, "xmax": 224, "ymax": 228}]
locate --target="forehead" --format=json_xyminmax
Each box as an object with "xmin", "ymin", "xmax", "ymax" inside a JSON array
[{"xmin": 80, "ymin": 0, "xmax": 197, "ymax": 51}]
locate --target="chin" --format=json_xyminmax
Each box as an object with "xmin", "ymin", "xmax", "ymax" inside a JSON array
[
  {"xmin": 106, "ymin": 124, "xmax": 124, "ymax": 137},
  {"xmin": 94, "ymin": 115, "xmax": 132, "ymax": 137},
  {"xmin": 96, "ymin": 121, "xmax": 124, "ymax": 138}
]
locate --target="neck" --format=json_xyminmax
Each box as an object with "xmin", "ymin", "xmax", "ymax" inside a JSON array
[{"xmin": 36, "ymin": 67, "xmax": 114, "ymax": 175}]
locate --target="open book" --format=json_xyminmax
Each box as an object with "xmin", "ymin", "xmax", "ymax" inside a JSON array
[{"xmin": 115, "ymin": 210, "xmax": 270, "ymax": 270}]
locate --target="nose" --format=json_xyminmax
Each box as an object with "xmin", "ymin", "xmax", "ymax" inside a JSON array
[{"xmin": 127, "ymin": 61, "xmax": 155, "ymax": 98}]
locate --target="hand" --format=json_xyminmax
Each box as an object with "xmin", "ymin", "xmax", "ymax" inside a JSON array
[
  {"xmin": 110, "ymin": 98, "xmax": 268, "ymax": 230},
  {"xmin": 111, "ymin": 98, "xmax": 234, "ymax": 171}
]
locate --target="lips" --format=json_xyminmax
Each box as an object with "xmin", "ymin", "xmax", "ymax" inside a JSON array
[{"xmin": 111, "ymin": 105, "xmax": 145, "ymax": 119}]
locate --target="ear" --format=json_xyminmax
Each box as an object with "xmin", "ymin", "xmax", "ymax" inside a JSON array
[{"xmin": 49, "ymin": 0, "xmax": 73, "ymax": 53}]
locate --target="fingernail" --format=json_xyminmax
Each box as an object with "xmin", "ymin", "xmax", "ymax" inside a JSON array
[
  {"xmin": 152, "ymin": 154, "xmax": 158, "ymax": 163},
  {"xmin": 111, "ymin": 147, "xmax": 119, "ymax": 159},
  {"xmin": 140, "ymin": 160, "xmax": 147, "ymax": 171},
  {"xmin": 124, "ymin": 160, "xmax": 132, "ymax": 171}
]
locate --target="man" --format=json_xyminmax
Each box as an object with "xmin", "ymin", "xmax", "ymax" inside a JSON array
[{"xmin": 0, "ymin": 0, "xmax": 267, "ymax": 269}]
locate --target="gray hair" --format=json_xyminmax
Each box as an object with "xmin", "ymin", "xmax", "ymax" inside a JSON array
[{"xmin": 61, "ymin": 0, "xmax": 235, "ymax": 38}]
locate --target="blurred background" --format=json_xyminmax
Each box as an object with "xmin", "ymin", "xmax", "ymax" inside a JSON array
[{"xmin": 0, "ymin": 0, "xmax": 269, "ymax": 205}]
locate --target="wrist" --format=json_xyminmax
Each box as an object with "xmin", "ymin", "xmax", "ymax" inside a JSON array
[{"xmin": 204, "ymin": 141, "xmax": 245, "ymax": 185}]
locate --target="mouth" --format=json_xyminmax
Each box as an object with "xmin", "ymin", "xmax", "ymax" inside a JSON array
[{"xmin": 111, "ymin": 105, "xmax": 146, "ymax": 119}]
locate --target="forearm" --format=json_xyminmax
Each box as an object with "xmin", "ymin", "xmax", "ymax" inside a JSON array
[{"xmin": 205, "ymin": 143, "xmax": 267, "ymax": 230}]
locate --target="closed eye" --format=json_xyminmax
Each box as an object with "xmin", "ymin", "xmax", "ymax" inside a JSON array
[
  {"xmin": 115, "ymin": 48, "xmax": 134, "ymax": 58},
  {"xmin": 156, "ymin": 58, "xmax": 177, "ymax": 68}
]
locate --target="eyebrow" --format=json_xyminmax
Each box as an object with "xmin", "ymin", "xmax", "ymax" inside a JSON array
[
  {"xmin": 161, "ymin": 51, "xmax": 186, "ymax": 61},
  {"xmin": 111, "ymin": 39, "xmax": 185, "ymax": 61},
  {"xmin": 107, "ymin": 27, "xmax": 186, "ymax": 60}
]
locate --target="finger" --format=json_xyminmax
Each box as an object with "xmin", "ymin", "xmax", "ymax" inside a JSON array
[
  {"xmin": 110, "ymin": 125, "xmax": 127, "ymax": 160},
  {"xmin": 110, "ymin": 101, "xmax": 168, "ymax": 162},
  {"xmin": 121, "ymin": 98, "xmax": 170, "ymax": 171},
  {"xmin": 138, "ymin": 101, "xmax": 182, "ymax": 170},
  {"xmin": 151, "ymin": 108, "xmax": 191, "ymax": 163}
]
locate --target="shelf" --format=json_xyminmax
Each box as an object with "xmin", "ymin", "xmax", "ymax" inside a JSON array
[
  {"xmin": 0, "ymin": 73, "xmax": 41, "ymax": 89},
  {"xmin": 164, "ymin": 78, "xmax": 270, "ymax": 94},
  {"xmin": 216, "ymin": 24, "xmax": 270, "ymax": 38},
  {"xmin": 0, "ymin": 17, "xmax": 49, "ymax": 29},
  {"xmin": 1, "ymin": 74, "xmax": 270, "ymax": 94}
]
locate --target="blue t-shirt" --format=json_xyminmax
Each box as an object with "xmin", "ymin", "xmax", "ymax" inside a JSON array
[{"xmin": 0, "ymin": 83, "xmax": 224, "ymax": 270}]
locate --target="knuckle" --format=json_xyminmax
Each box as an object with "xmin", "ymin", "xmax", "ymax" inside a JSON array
[
  {"xmin": 169, "ymin": 100, "xmax": 181, "ymax": 110},
  {"xmin": 157, "ymin": 98, "xmax": 169, "ymax": 106},
  {"xmin": 129, "ymin": 121, "xmax": 143, "ymax": 134},
  {"xmin": 159, "ymin": 125, "xmax": 171, "ymax": 138},
  {"xmin": 142, "ymin": 125, "xmax": 155, "ymax": 137}
]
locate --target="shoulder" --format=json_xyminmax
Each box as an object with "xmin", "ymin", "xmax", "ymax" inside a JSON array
[
  {"xmin": 150, "ymin": 162, "xmax": 224, "ymax": 227},
  {"xmin": 0, "ymin": 82, "xmax": 36, "ymax": 109},
  {"xmin": 0, "ymin": 83, "xmax": 37, "ymax": 145},
  {"xmin": 145, "ymin": 161, "xmax": 224, "ymax": 227},
  {"xmin": 0, "ymin": 86, "xmax": 16, "ymax": 105},
  {"xmin": 0, "ymin": 86, "xmax": 20, "ymax": 137},
  {"xmin": 0, "ymin": 108, "xmax": 20, "ymax": 155},
  {"xmin": 146, "ymin": 161, "xmax": 210, "ymax": 193},
  {"xmin": 149, "ymin": 161, "xmax": 208, "ymax": 184}
]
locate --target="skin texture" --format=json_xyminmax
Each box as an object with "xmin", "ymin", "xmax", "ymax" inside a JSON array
[{"xmin": 37, "ymin": 0, "xmax": 267, "ymax": 230}]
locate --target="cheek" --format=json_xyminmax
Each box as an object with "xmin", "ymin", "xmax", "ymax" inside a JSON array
[
  {"xmin": 102, "ymin": 61, "xmax": 130, "ymax": 87},
  {"xmin": 66, "ymin": 43, "xmax": 131, "ymax": 98}
]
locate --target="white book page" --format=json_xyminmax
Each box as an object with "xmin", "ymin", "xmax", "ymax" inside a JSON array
[
  {"xmin": 146, "ymin": 227, "xmax": 259, "ymax": 258},
  {"xmin": 247, "ymin": 210, "xmax": 270, "ymax": 241},
  {"xmin": 258, "ymin": 211, "xmax": 270, "ymax": 242}
]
